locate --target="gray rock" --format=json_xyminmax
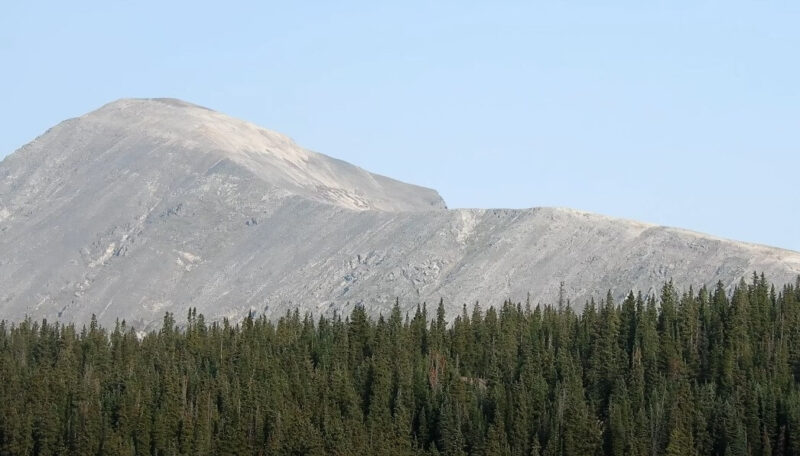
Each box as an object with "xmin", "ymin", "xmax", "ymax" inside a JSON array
[{"xmin": 1, "ymin": 98, "xmax": 798, "ymax": 329}]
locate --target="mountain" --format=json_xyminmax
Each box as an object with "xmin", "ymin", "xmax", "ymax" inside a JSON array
[{"xmin": 1, "ymin": 98, "xmax": 798, "ymax": 329}]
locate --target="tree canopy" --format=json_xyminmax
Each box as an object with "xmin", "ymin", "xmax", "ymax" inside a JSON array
[{"xmin": 1, "ymin": 274, "xmax": 800, "ymax": 455}]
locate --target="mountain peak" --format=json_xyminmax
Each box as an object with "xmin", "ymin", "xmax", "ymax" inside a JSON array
[
  {"xmin": 101, "ymin": 97, "xmax": 213, "ymax": 110},
  {"xmin": 85, "ymin": 97, "xmax": 300, "ymax": 153},
  {"xmin": 9, "ymin": 98, "xmax": 447, "ymax": 212}
]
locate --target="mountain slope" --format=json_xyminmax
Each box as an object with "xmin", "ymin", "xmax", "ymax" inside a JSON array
[
  {"xmin": 1, "ymin": 99, "xmax": 798, "ymax": 328},
  {"xmin": 0, "ymin": 98, "xmax": 445, "ymax": 214}
]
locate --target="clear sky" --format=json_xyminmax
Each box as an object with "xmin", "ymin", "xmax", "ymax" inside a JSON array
[{"xmin": 2, "ymin": 1, "xmax": 798, "ymax": 251}]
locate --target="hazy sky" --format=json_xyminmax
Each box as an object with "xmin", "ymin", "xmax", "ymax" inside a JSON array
[{"xmin": 2, "ymin": 1, "xmax": 798, "ymax": 250}]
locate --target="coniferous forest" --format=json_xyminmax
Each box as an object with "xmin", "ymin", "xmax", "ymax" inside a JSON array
[{"xmin": 3, "ymin": 275, "xmax": 800, "ymax": 455}]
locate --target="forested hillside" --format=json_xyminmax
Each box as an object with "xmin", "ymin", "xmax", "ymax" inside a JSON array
[{"xmin": 2, "ymin": 274, "xmax": 800, "ymax": 455}]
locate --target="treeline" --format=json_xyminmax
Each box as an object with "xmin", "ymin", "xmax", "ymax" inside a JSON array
[{"xmin": 2, "ymin": 275, "xmax": 800, "ymax": 455}]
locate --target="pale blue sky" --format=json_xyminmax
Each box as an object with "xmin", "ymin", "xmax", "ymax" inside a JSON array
[{"xmin": 2, "ymin": 1, "xmax": 798, "ymax": 250}]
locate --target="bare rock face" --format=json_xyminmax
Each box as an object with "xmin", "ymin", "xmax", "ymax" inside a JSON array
[{"xmin": 1, "ymin": 98, "xmax": 798, "ymax": 329}]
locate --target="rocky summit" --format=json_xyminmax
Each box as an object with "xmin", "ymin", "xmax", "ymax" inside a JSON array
[{"xmin": 1, "ymin": 98, "xmax": 798, "ymax": 329}]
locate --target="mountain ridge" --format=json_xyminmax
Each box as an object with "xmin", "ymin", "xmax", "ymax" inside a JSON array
[{"xmin": 1, "ymin": 98, "xmax": 798, "ymax": 329}]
